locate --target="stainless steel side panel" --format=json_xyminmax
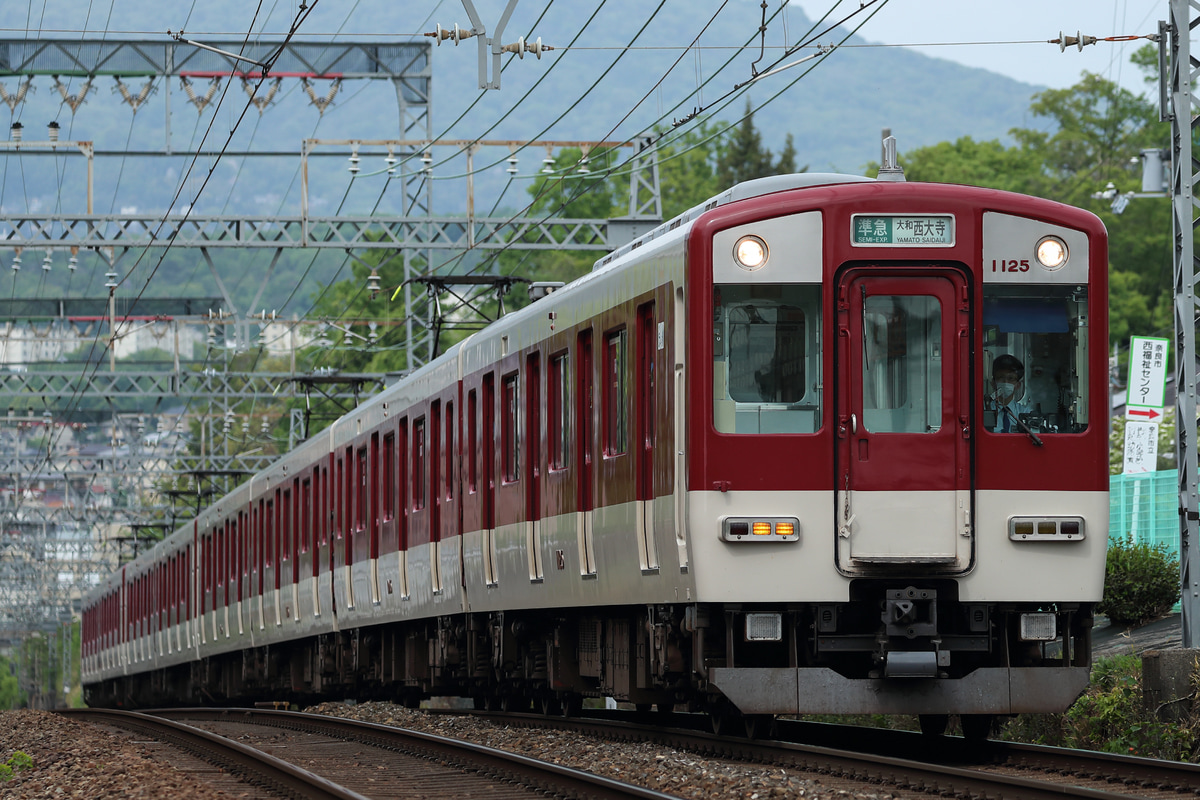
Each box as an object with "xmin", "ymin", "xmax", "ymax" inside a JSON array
[{"xmin": 708, "ymin": 666, "xmax": 1090, "ymax": 715}]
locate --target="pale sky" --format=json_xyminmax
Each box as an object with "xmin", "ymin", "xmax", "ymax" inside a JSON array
[{"xmin": 791, "ymin": 0, "xmax": 1166, "ymax": 97}]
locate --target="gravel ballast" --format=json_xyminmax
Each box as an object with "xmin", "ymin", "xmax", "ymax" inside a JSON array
[{"xmin": 1, "ymin": 703, "xmax": 905, "ymax": 799}]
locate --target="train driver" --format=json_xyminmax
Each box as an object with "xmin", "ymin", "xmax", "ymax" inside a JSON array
[{"xmin": 989, "ymin": 354, "xmax": 1032, "ymax": 433}]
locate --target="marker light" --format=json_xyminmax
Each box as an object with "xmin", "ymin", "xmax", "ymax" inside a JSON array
[
  {"xmin": 734, "ymin": 235, "xmax": 768, "ymax": 270},
  {"xmin": 1035, "ymin": 236, "xmax": 1068, "ymax": 269},
  {"xmin": 721, "ymin": 516, "xmax": 800, "ymax": 542}
]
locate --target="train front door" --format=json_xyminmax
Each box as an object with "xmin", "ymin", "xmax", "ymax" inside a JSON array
[{"xmin": 835, "ymin": 268, "xmax": 972, "ymax": 569}]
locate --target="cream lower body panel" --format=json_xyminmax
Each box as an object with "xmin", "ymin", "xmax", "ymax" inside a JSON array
[{"xmin": 687, "ymin": 487, "xmax": 1107, "ymax": 604}]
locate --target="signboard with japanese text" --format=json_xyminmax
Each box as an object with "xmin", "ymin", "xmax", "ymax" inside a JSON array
[
  {"xmin": 1127, "ymin": 336, "xmax": 1169, "ymax": 410},
  {"xmin": 850, "ymin": 214, "xmax": 954, "ymax": 247},
  {"xmin": 1123, "ymin": 420, "xmax": 1159, "ymax": 474}
]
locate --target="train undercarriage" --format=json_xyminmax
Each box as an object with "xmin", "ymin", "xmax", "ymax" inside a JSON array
[{"xmin": 86, "ymin": 585, "xmax": 1094, "ymax": 738}]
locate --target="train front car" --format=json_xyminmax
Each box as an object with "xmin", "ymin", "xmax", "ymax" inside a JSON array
[{"xmin": 687, "ymin": 175, "xmax": 1108, "ymax": 732}]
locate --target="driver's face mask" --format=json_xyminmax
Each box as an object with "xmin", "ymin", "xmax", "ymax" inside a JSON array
[{"xmin": 995, "ymin": 381, "xmax": 1017, "ymax": 404}]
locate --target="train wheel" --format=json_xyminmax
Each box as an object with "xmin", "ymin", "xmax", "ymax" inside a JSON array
[
  {"xmin": 710, "ymin": 708, "xmax": 739, "ymax": 736},
  {"xmin": 743, "ymin": 714, "xmax": 775, "ymax": 740},
  {"xmin": 485, "ymin": 695, "xmax": 502, "ymax": 712},
  {"xmin": 918, "ymin": 714, "xmax": 948, "ymax": 736},
  {"xmin": 539, "ymin": 694, "xmax": 562, "ymax": 716},
  {"xmin": 959, "ymin": 714, "xmax": 994, "ymax": 741},
  {"xmin": 655, "ymin": 702, "xmax": 674, "ymax": 715},
  {"xmin": 559, "ymin": 694, "xmax": 583, "ymax": 718},
  {"xmin": 501, "ymin": 694, "xmax": 530, "ymax": 713},
  {"xmin": 634, "ymin": 703, "xmax": 652, "ymax": 713}
]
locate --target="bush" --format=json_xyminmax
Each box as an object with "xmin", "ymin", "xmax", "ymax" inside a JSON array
[
  {"xmin": 1098, "ymin": 537, "xmax": 1180, "ymax": 627},
  {"xmin": 1001, "ymin": 655, "xmax": 1200, "ymax": 760}
]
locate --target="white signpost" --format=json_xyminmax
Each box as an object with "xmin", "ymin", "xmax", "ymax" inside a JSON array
[{"xmin": 1123, "ymin": 336, "xmax": 1170, "ymax": 475}]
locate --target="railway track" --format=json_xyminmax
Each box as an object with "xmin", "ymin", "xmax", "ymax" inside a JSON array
[
  {"xmin": 59, "ymin": 707, "xmax": 678, "ymax": 800},
  {"xmin": 415, "ymin": 706, "xmax": 1200, "ymax": 800}
]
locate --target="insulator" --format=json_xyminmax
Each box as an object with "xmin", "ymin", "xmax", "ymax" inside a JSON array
[
  {"xmin": 578, "ymin": 155, "xmax": 590, "ymax": 174},
  {"xmin": 525, "ymin": 37, "xmax": 552, "ymax": 60},
  {"xmin": 427, "ymin": 23, "xmax": 473, "ymax": 45},
  {"xmin": 367, "ymin": 270, "xmax": 381, "ymax": 298},
  {"xmin": 502, "ymin": 37, "xmax": 527, "ymax": 59},
  {"xmin": 421, "ymin": 150, "xmax": 432, "ymax": 175},
  {"xmin": 68, "ymin": 255, "xmax": 78, "ymax": 271},
  {"xmin": 506, "ymin": 153, "xmax": 518, "ymax": 174},
  {"xmin": 542, "ymin": 148, "xmax": 555, "ymax": 174},
  {"xmin": 42, "ymin": 252, "xmax": 52, "ymax": 272},
  {"xmin": 10, "ymin": 253, "xmax": 20, "ymax": 272},
  {"xmin": 386, "ymin": 151, "xmax": 397, "ymax": 175},
  {"xmin": 9, "ymin": 122, "xmax": 21, "ymax": 142},
  {"xmin": 104, "ymin": 269, "xmax": 118, "ymax": 288},
  {"xmin": 348, "ymin": 151, "xmax": 360, "ymax": 174},
  {"xmin": 47, "ymin": 121, "xmax": 60, "ymax": 142},
  {"xmin": 368, "ymin": 321, "xmax": 378, "ymax": 344}
]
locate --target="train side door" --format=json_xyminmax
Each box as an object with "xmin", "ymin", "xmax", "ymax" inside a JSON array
[{"xmin": 835, "ymin": 268, "xmax": 971, "ymax": 569}]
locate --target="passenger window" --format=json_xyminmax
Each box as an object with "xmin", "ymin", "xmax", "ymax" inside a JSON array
[{"xmin": 713, "ymin": 284, "xmax": 821, "ymax": 434}]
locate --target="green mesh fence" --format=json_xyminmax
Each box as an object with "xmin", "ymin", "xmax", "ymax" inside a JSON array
[{"xmin": 1109, "ymin": 470, "xmax": 1181, "ymax": 556}]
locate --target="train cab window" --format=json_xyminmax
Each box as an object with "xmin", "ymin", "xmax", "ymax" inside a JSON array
[
  {"xmin": 713, "ymin": 284, "xmax": 820, "ymax": 434},
  {"xmin": 861, "ymin": 294, "xmax": 942, "ymax": 434},
  {"xmin": 983, "ymin": 285, "xmax": 1089, "ymax": 434}
]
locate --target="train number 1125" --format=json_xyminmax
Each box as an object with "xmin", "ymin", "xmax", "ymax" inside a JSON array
[{"xmin": 991, "ymin": 259, "xmax": 1030, "ymax": 272}]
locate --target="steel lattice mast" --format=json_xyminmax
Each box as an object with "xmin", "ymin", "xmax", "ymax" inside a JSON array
[{"xmin": 1168, "ymin": 0, "xmax": 1200, "ymax": 646}]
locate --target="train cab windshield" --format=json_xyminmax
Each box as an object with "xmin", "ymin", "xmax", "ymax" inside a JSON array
[
  {"xmin": 983, "ymin": 285, "xmax": 1089, "ymax": 434},
  {"xmin": 713, "ymin": 283, "xmax": 822, "ymax": 434}
]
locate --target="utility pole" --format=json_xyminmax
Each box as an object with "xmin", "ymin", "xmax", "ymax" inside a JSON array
[{"xmin": 1167, "ymin": 1, "xmax": 1200, "ymax": 646}]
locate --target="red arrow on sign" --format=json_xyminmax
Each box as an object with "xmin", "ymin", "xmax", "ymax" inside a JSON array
[{"xmin": 1129, "ymin": 408, "xmax": 1161, "ymax": 420}]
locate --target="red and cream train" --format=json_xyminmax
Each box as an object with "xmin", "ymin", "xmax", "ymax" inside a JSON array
[{"xmin": 81, "ymin": 171, "xmax": 1109, "ymax": 735}]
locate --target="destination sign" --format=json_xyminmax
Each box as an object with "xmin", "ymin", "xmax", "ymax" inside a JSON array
[{"xmin": 851, "ymin": 214, "xmax": 955, "ymax": 247}]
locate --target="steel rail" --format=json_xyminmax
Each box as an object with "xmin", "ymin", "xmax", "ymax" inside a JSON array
[
  {"xmin": 437, "ymin": 709, "xmax": 1185, "ymax": 800},
  {"xmin": 152, "ymin": 707, "xmax": 681, "ymax": 800},
  {"xmin": 58, "ymin": 708, "xmax": 371, "ymax": 800}
]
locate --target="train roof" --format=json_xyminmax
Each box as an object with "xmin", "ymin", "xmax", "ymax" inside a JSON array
[{"xmin": 594, "ymin": 172, "xmax": 876, "ymax": 271}]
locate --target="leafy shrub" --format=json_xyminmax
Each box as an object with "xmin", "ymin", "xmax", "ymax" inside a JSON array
[
  {"xmin": 0, "ymin": 750, "xmax": 32, "ymax": 781},
  {"xmin": 1098, "ymin": 537, "xmax": 1180, "ymax": 627},
  {"xmin": 1002, "ymin": 656, "xmax": 1200, "ymax": 760}
]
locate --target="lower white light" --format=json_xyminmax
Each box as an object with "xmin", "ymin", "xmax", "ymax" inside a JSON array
[
  {"xmin": 1019, "ymin": 612, "xmax": 1056, "ymax": 641},
  {"xmin": 745, "ymin": 613, "xmax": 783, "ymax": 641}
]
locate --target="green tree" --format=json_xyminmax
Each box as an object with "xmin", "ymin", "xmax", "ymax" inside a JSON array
[{"xmin": 716, "ymin": 101, "xmax": 804, "ymax": 186}]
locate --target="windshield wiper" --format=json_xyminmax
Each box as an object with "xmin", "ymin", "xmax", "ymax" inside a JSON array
[{"xmin": 1001, "ymin": 405, "xmax": 1043, "ymax": 447}]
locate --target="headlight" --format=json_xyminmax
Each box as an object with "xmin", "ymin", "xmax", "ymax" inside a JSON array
[
  {"xmin": 733, "ymin": 235, "xmax": 768, "ymax": 270},
  {"xmin": 1035, "ymin": 236, "xmax": 1068, "ymax": 269}
]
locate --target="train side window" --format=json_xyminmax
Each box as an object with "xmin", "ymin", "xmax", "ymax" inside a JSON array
[
  {"xmin": 414, "ymin": 416, "xmax": 427, "ymax": 510},
  {"xmin": 713, "ymin": 283, "xmax": 821, "ymax": 434},
  {"xmin": 282, "ymin": 488, "xmax": 292, "ymax": 563},
  {"xmin": 548, "ymin": 351, "xmax": 570, "ymax": 471},
  {"xmin": 356, "ymin": 446, "xmax": 368, "ymax": 531},
  {"xmin": 502, "ymin": 372, "xmax": 520, "ymax": 482},
  {"xmin": 604, "ymin": 329, "xmax": 627, "ymax": 456},
  {"xmin": 301, "ymin": 479, "xmax": 311, "ymax": 554},
  {"xmin": 982, "ymin": 285, "xmax": 1089, "ymax": 434},
  {"xmin": 445, "ymin": 401, "xmax": 454, "ymax": 500},
  {"xmin": 467, "ymin": 389, "xmax": 478, "ymax": 493},
  {"xmin": 383, "ymin": 433, "xmax": 396, "ymax": 521}
]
